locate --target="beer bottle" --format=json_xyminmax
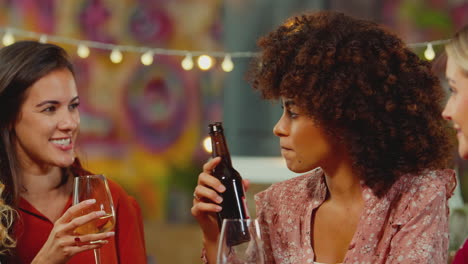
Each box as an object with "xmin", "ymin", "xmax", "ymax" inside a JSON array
[{"xmin": 209, "ymin": 122, "xmax": 250, "ymax": 246}]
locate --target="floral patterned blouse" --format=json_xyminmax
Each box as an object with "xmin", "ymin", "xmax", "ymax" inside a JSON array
[{"xmin": 255, "ymin": 168, "xmax": 456, "ymax": 264}]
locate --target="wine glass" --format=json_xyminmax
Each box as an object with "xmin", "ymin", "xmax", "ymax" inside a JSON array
[
  {"xmin": 73, "ymin": 174, "xmax": 116, "ymax": 264},
  {"xmin": 217, "ymin": 219, "xmax": 265, "ymax": 264}
]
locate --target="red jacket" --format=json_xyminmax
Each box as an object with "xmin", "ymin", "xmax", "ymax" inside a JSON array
[
  {"xmin": 453, "ymin": 238, "xmax": 468, "ymax": 264},
  {"xmin": 14, "ymin": 178, "xmax": 147, "ymax": 263}
]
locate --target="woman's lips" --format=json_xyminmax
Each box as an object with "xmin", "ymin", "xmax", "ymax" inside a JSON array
[{"xmin": 50, "ymin": 137, "xmax": 74, "ymax": 151}]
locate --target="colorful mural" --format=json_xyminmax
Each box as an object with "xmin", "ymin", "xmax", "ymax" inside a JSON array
[{"xmin": 0, "ymin": 0, "xmax": 224, "ymax": 221}]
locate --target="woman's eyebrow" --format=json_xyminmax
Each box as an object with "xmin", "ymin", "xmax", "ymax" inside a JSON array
[
  {"xmin": 35, "ymin": 96, "xmax": 79, "ymax": 107},
  {"xmin": 36, "ymin": 100, "xmax": 59, "ymax": 107},
  {"xmin": 283, "ymin": 100, "xmax": 296, "ymax": 107},
  {"xmin": 69, "ymin": 96, "xmax": 79, "ymax": 103}
]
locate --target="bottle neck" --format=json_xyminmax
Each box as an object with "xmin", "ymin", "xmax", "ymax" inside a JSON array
[{"xmin": 210, "ymin": 131, "xmax": 232, "ymax": 166}]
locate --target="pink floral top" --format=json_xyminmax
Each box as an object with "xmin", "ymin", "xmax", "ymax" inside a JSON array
[{"xmin": 255, "ymin": 168, "xmax": 456, "ymax": 264}]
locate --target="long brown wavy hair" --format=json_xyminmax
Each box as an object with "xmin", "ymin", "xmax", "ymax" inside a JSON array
[{"xmin": 0, "ymin": 41, "xmax": 77, "ymax": 255}]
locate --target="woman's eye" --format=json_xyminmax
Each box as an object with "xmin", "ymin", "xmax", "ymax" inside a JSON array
[
  {"xmin": 287, "ymin": 109, "xmax": 298, "ymax": 118},
  {"xmin": 448, "ymin": 86, "xmax": 456, "ymax": 94},
  {"xmin": 42, "ymin": 106, "xmax": 56, "ymax": 112},
  {"xmin": 69, "ymin": 102, "xmax": 80, "ymax": 110}
]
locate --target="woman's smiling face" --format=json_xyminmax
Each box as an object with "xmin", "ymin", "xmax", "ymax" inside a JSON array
[{"xmin": 14, "ymin": 68, "xmax": 80, "ymax": 169}]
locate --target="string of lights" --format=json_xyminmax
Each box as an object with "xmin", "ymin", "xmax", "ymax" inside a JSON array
[{"xmin": 0, "ymin": 26, "xmax": 450, "ymax": 71}]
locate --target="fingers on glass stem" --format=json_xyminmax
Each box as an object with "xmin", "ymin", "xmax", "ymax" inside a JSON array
[{"xmin": 74, "ymin": 232, "xmax": 115, "ymax": 246}]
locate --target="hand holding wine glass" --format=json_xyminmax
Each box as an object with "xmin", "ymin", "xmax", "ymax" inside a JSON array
[
  {"xmin": 32, "ymin": 199, "xmax": 115, "ymax": 264},
  {"xmin": 73, "ymin": 174, "xmax": 116, "ymax": 264}
]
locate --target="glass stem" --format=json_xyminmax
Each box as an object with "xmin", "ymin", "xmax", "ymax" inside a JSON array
[{"xmin": 94, "ymin": 248, "xmax": 101, "ymax": 264}]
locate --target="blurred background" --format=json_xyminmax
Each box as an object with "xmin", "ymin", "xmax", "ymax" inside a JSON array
[{"xmin": 1, "ymin": 0, "xmax": 467, "ymax": 263}]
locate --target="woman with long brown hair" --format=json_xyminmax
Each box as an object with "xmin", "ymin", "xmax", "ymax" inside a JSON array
[{"xmin": 0, "ymin": 41, "xmax": 147, "ymax": 263}]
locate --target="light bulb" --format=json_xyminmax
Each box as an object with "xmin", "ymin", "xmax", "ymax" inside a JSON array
[
  {"xmin": 77, "ymin": 44, "xmax": 90, "ymax": 58},
  {"xmin": 110, "ymin": 48, "xmax": 123, "ymax": 64},
  {"xmin": 424, "ymin": 43, "xmax": 435, "ymax": 61},
  {"xmin": 197, "ymin": 55, "xmax": 213, "ymax": 70},
  {"xmin": 203, "ymin": 136, "xmax": 212, "ymax": 153},
  {"xmin": 141, "ymin": 51, "xmax": 154, "ymax": 66},
  {"xmin": 221, "ymin": 55, "xmax": 234, "ymax": 72},
  {"xmin": 39, "ymin": 35, "xmax": 47, "ymax": 43},
  {"xmin": 181, "ymin": 54, "xmax": 194, "ymax": 70},
  {"xmin": 2, "ymin": 31, "xmax": 15, "ymax": 46}
]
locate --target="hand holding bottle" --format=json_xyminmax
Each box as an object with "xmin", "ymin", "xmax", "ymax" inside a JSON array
[
  {"xmin": 191, "ymin": 157, "xmax": 250, "ymax": 263},
  {"xmin": 192, "ymin": 122, "xmax": 252, "ymax": 263},
  {"xmin": 192, "ymin": 157, "xmax": 250, "ymax": 236},
  {"xmin": 192, "ymin": 157, "xmax": 225, "ymax": 240}
]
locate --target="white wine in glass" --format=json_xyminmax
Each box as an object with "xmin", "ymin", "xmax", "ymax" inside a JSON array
[
  {"xmin": 73, "ymin": 174, "xmax": 116, "ymax": 264},
  {"xmin": 217, "ymin": 219, "xmax": 265, "ymax": 264}
]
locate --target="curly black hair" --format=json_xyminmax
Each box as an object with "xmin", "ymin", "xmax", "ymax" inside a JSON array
[{"xmin": 247, "ymin": 11, "xmax": 454, "ymax": 196}]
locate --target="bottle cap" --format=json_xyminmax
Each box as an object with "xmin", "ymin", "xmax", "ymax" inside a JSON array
[{"xmin": 209, "ymin": 122, "xmax": 223, "ymax": 133}]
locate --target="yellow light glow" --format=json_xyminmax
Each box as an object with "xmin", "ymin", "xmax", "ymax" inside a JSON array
[
  {"xmin": 2, "ymin": 32, "xmax": 14, "ymax": 46},
  {"xmin": 77, "ymin": 44, "xmax": 90, "ymax": 58},
  {"xmin": 424, "ymin": 43, "xmax": 435, "ymax": 61},
  {"xmin": 197, "ymin": 55, "xmax": 213, "ymax": 71},
  {"xmin": 203, "ymin": 136, "xmax": 212, "ymax": 153},
  {"xmin": 110, "ymin": 48, "xmax": 123, "ymax": 64},
  {"xmin": 141, "ymin": 51, "xmax": 154, "ymax": 66},
  {"xmin": 39, "ymin": 35, "xmax": 47, "ymax": 43},
  {"xmin": 181, "ymin": 54, "xmax": 194, "ymax": 70},
  {"xmin": 221, "ymin": 55, "xmax": 234, "ymax": 72}
]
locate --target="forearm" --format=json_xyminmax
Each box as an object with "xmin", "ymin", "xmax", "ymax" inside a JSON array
[
  {"xmin": 31, "ymin": 250, "xmax": 48, "ymax": 264},
  {"xmin": 30, "ymin": 251, "xmax": 67, "ymax": 264},
  {"xmin": 31, "ymin": 254, "xmax": 57, "ymax": 264},
  {"xmin": 202, "ymin": 237, "xmax": 218, "ymax": 264},
  {"xmin": 31, "ymin": 256, "xmax": 42, "ymax": 264}
]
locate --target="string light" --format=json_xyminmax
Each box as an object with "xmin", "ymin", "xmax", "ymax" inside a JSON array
[
  {"xmin": 424, "ymin": 43, "xmax": 435, "ymax": 61},
  {"xmin": 0, "ymin": 27, "xmax": 451, "ymax": 71},
  {"xmin": 38, "ymin": 35, "xmax": 47, "ymax": 43},
  {"xmin": 110, "ymin": 48, "xmax": 123, "ymax": 64},
  {"xmin": 141, "ymin": 50, "xmax": 154, "ymax": 66},
  {"xmin": 181, "ymin": 53, "xmax": 194, "ymax": 71},
  {"xmin": 77, "ymin": 44, "xmax": 90, "ymax": 58},
  {"xmin": 2, "ymin": 30, "xmax": 14, "ymax": 46},
  {"xmin": 221, "ymin": 55, "xmax": 234, "ymax": 72},
  {"xmin": 197, "ymin": 55, "xmax": 213, "ymax": 70}
]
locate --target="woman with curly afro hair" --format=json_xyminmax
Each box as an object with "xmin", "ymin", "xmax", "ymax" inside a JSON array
[
  {"xmin": 442, "ymin": 24, "xmax": 468, "ymax": 264},
  {"xmin": 192, "ymin": 11, "xmax": 456, "ymax": 263}
]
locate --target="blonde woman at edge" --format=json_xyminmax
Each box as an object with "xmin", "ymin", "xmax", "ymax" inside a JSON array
[{"xmin": 442, "ymin": 24, "xmax": 468, "ymax": 264}]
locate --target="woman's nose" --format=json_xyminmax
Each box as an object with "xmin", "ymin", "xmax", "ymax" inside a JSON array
[
  {"xmin": 441, "ymin": 100, "xmax": 452, "ymax": 121},
  {"xmin": 58, "ymin": 112, "xmax": 79, "ymax": 130},
  {"xmin": 273, "ymin": 114, "xmax": 288, "ymax": 137}
]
